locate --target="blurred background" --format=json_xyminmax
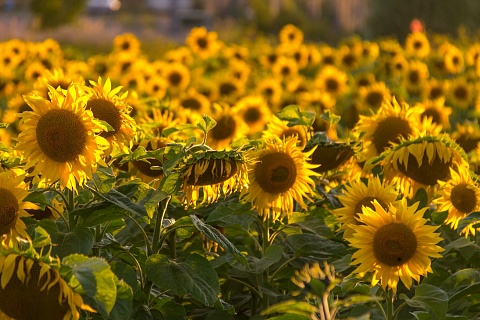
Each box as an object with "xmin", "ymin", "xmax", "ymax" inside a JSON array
[{"xmin": 2, "ymin": 0, "xmax": 480, "ymax": 55}]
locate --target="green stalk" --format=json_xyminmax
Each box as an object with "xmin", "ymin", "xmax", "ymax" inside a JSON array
[
  {"xmin": 386, "ymin": 289, "xmax": 394, "ymax": 320},
  {"xmin": 152, "ymin": 196, "xmax": 172, "ymax": 254}
]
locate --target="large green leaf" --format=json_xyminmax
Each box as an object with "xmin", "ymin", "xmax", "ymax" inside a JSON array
[
  {"xmin": 400, "ymin": 284, "xmax": 448, "ymax": 320},
  {"xmin": 261, "ymin": 300, "xmax": 316, "ymax": 318},
  {"xmin": 197, "ymin": 114, "xmax": 217, "ymax": 134},
  {"xmin": 51, "ymin": 226, "xmax": 94, "ymax": 258},
  {"xmin": 275, "ymin": 105, "xmax": 315, "ymax": 127},
  {"xmin": 286, "ymin": 233, "xmax": 346, "ymax": 258},
  {"xmin": 190, "ymin": 215, "xmax": 248, "ymax": 266},
  {"xmin": 32, "ymin": 225, "xmax": 52, "ymax": 248},
  {"xmin": 62, "ymin": 254, "xmax": 117, "ymax": 316},
  {"xmin": 109, "ymin": 278, "xmax": 134, "ymax": 320},
  {"xmin": 145, "ymin": 254, "xmax": 220, "ymax": 307},
  {"xmin": 102, "ymin": 189, "xmax": 148, "ymax": 218},
  {"xmin": 93, "ymin": 165, "xmax": 116, "ymax": 193}
]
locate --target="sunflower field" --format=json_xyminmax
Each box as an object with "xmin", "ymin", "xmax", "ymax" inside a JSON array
[{"xmin": 1, "ymin": 24, "xmax": 480, "ymax": 320}]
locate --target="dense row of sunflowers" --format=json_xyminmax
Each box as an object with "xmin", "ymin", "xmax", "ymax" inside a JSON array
[{"xmin": 0, "ymin": 24, "xmax": 479, "ymax": 319}]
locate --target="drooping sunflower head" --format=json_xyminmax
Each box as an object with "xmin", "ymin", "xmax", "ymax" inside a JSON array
[
  {"xmin": 377, "ymin": 134, "xmax": 469, "ymax": 198},
  {"xmin": 0, "ymin": 248, "xmax": 95, "ymax": 320},
  {"xmin": 0, "ymin": 170, "xmax": 32, "ymax": 247},
  {"xmin": 354, "ymin": 97, "xmax": 423, "ymax": 161},
  {"xmin": 240, "ymin": 136, "xmax": 320, "ymax": 221},
  {"xmin": 405, "ymin": 32, "xmax": 431, "ymax": 58},
  {"xmin": 335, "ymin": 176, "xmax": 399, "ymax": 238},
  {"xmin": 434, "ymin": 166, "xmax": 480, "ymax": 237},
  {"xmin": 232, "ymin": 95, "xmax": 272, "ymax": 136},
  {"xmin": 346, "ymin": 199, "xmax": 444, "ymax": 293},
  {"xmin": 16, "ymin": 84, "xmax": 108, "ymax": 191},
  {"xmin": 180, "ymin": 149, "xmax": 249, "ymax": 208},
  {"xmin": 85, "ymin": 77, "xmax": 137, "ymax": 155}
]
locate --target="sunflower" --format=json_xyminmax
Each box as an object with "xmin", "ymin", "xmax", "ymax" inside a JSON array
[
  {"xmin": 451, "ymin": 122, "xmax": 480, "ymax": 154},
  {"xmin": 279, "ymin": 24, "xmax": 304, "ymax": 47},
  {"xmin": 0, "ymin": 170, "xmax": 32, "ymax": 247},
  {"xmin": 263, "ymin": 115, "xmax": 311, "ymax": 149},
  {"xmin": 335, "ymin": 176, "xmax": 399, "ymax": 238},
  {"xmin": 447, "ymin": 77, "xmax": 473, "ymax": 110},
  {"xmin": 442, "ymin": 43, "xmax": 464, "ymax": 74},
  {"xmin": 85, "ymin": 77, "xmax": 136, "ymax": 155},
  {"xmin": 418, "ymin": 98, "xmax": 452, "ymax": 131},
  {"xmin": 119, "ymin": 71, "xmax": 146, "ymax": 91},
  {"xmin": 180, "ymin": 149, "xmax": 249, "ymax": 208},
  {"xmin": 145, "ymin": 76, "xmax": 167, "ymax": 100},
  {"xmin": 434, "ymin": 167, "xmax": 480, "ymax": 237},
  {"xmin": 298, "ymin": 89, "xmax": 336, "ymax": 113},
  {"xmin": 466, "ymin": 43, "xmax": 480, "ymax": 66},
  {"xmin": 315, "ymin": 65, "xmax": 349, "ymax": 98},
  {"xmin": 288, "ymin": 44, "xmax": 310, "ymax": 69},
  {"xmin": 360, "ymin": 41, "xmax": 380, "ymax": 63},
  {"xmin": 422, "ymin": 78, "xmax": 448, "ymax": 101},
  {"xmin": 186, "ymin": 27, "xmax": 219, "ymax": 59},
  {"xmin": 16, "ymin": 85, "xmax": 108, "ymax": 191},
  {"xmin": 354, "ymin": 72, "xmax": 376, "ymax": 88},
  {"xmin": 0, "ymin": 248, "xmax": 95, "ymax": 320},
  {"xmin": 354, "ymin": 97, "xmax": 422, "ymax": 161},
  {"xmin": 318, "ymin": 46, "xmax": 337, "ymax": 66},
  {"xmin": 176, "ymin": 88, "xmax": 211, "ymax": 115},
  {"xmin": 346, "ymin": 199, "xmax": 444, "ymax": 293},
  {"xmin": 33, "ymin": 69, "xmax": 84, "ymax": 98},
  {"xmin": 256, "ymin": 78, "xmax": 283, "ymax": 108},
  {"xmin": 403, "ymin": 60, "xmax": 429, "ymax": 95},
  {"xmin": 378, "ymin": 134, "xmax": 469, "ymax": 198},
  {"xmin": 358, "ymin": 82, "xmax": 391, "ymax": 111},
  {"xmin": 405, "ymin": 32, "xmax": 431, "ymax": 59},
  {"xmin": 228, "ymin": 60, "xmax": 251, "ymax": 84},
  {"xmin": 240, "ymin": 136, "xmax": 319, "ymax": 221},
  {"xmin": 337, "ymin": 45, "xmax": 360, "ymax": 70},
  {"xmin": 25, "ymin": 61, "xmax": 47, "ymax": 83},
  {"xmin": 217, "ymin": 77, "xmax": 244, "ymax": 103},
  {"xmin": 165, "ymin": 46, "xmax": 193, "ymax": 65},
  {"xmin": 232, "ymin": 95, "xmax": 272, "ymax": 136},
  {"xmin": 206, "ymin": 103, "xmax": 248, "ymax": 150},
  {"xmin": 113, "ymin": 33, "xmax": 141, "ymax": 56},
  {"xmin": 163, "ymin": 62, "xmax": 191, "ymax": 95},
  {"xmin": 272, "ymin": 56, "xmax": 299, "ymax": 80}
]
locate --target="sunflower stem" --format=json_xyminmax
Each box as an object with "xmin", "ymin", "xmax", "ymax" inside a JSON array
[
  {"xmin": 386, "ymin": 289, "xmax": 394, "ymax": 320},
  {"xmin": 152, "ymin": 196, "xmax": 171, "ymax": 254},
  {"xmin": 262, "ymin": 218, "xmax": 271, "ymax": 310},
  {"xmin": 66, "ymin": 188, "xmax": 77, "ymax": 230}
]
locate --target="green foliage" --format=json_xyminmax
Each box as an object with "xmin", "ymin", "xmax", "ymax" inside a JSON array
[{"xmin": 30, "ymin": 0, "xmax": 88, "ymax": 29}]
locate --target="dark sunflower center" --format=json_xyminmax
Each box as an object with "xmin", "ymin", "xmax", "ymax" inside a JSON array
[
  {"xmin": 413, "ymin": 41, "xmax": 423, "ymax": 49},
  {"xmin": 254, "ymin": 152, "xmax": 297, "ymax": 194},
  {"xmin": 0, "ymin": 257, "xmax": 69, "ymax": 320},
  {"xmin": 325, "ymin": 78, "xmax": 339, "ymax": 93},
  {"xmin": 281, "ymin": 128, "xmax": 304, "ymax": 145},
  {"xmin": 323, "ymin": 56, "xmax": 334, "ymax": 65},
  {"xmin": 0, "ymin": 187, "xmax": 19, "ymax": 235},
  {"xmin": 342, "ymin": 54, "xmax": 356, "ymax": 67},
  {"xmin": 186, "ymin": 159, "xmax": 238, "ymax": 186},
  {"xmin": 168, "ymin": 72, "xmax": 182, "ymax": 86},
  {"xmin": 263, "ymin": 87, "xmax": 274, "ymax": 97},
  {"xmin": 210, "ymin": 115, "xmax": 236, "ymax": 140},
  {"xmin": 281, "ymin": 66, "xmax": 291, "ymax": 76},
  {"xmin": 366, "ymin": 91, "xmax": 384, "ymax": 109},
  {"xmin": 243, "ymin": 107, "xmax": 262, "ymax": 123},
  {"xmin": 121, "ymin": 41, "xmax": 130, "ymax": 50},
  {"xmin": 310, "ymin": 145, "xmax": 354, "ymax": 173},
  {"xmin": 429, "ymin": 87, "xmax": 443, "ymax": 99},
  {"xmin": 288, "ymin": 32, "xmax": 295, "ymax": 40},
  {"xmin": 268, "ymin": 53, "xmax": 278, "ymax": 64},
  {"xmin": 357, "ymin": 78, "xmax": 371, "ymax": 87},
  {"xmin": 421, "ymin": 109, "xmax": 441, "ymax": 125},
  {"xmin": 397, "ymin": 151, "xmax": 452, "ymax": 185},
  {"xmin": 373, "ymin": 222, "xmax": 417, "ymax": 266},
  {"xmin": 36, "ymin": 109, "xmax": 88, "ymax": 163},
  {"xmin": 87, "ymin": 98, "xmax": 122, "ymax": 138},
  {"xmin": 454, "ymin": 86, "xmax": 468, "ymax": 100},
  {"xmin": 372, "ymin": 117, "xmax": 412, "ymax": 154},
  {"xmin": 451, "ymin": 183, "xmax": 477, "ymax": 213},
  {"xmin": 181, "ymin": 97, "xmax": 202, "ymax": 110},
  {"xmin": 455, "ymin": 135, "xmax": 480, "ymax": 153},
  {"xmin": 409, "ymin": 71, "xmax": 420, "ymax": 83},
  {"xmin": 26, "ymin": 206, "xmax": 53, "ymax": 221},
  {"xmin": 219, "ymin": 82, "xmax": 237, "ymax": 96},
  {"xmin": 354, "ymin": 197, "xmax": 388, "ymax": 214},
  {"xmin": 452, "ymin": 56, "xmax": 460, "ymax": 65},
  {"xmin": 197, "ymin": 37, "xmax": 208, "ymax": 49},
  {"xmin": 121, "ymin": 61, "xmax": 131, "ymax": 72}
]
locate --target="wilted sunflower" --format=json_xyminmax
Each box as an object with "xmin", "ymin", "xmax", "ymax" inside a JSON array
[
  {"xmin": 263, "ymin": 115, "xmax": 311, "ymax": 149},
  {"xmin": 0, "ymin": 171, "xmax": 32, "ymax": 247},
  {"xmin": 180, "ymin": 149, "xmax": 249, "ymax": 208},
  {"xmin": 0, "ymin": 249, "xmax": 95, "ymax": 320},
  {"xmin": 315, "ymin": 65, "xmax": 349, "ymax": 98},
  {"xmin": 377, "ymin": 134, "xmax": 469, "ymax": 198},
  {"xmin": 232, "ymin": 95, "xmax": 272, "ymax": 136},
  {"xmin": 240, "ymin": 136, "xmax": 319, "ymax": 221},
  {"xmin": 16, "ymin": 85, "xmax": 108, "ymax": 191},
  {"xmin": 86, "ymin": 77, "xmax": 136, "ymax": 155},
  {"xmin": 434, "ymin": 167, "xmax": 480, "ymax": 237},
  {"xmin": 405, "ymin": 32, "xmax": 431, "ymax": 58},
  {"xmin": 335, "ymin": 176, "xmax": 399, "ymax": 238},
  {"xmin": 186, "ymin": 27, "xmax": 219, "ymax": 59},
  {"xmin": 346, "ymin": 199, "xmax": 444, "ymax": 293},
  {"xmin": 355, "ymin": 97, "xmax": 422, "ymax": 161}
]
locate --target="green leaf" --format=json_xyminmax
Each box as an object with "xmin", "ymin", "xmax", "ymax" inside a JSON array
[
  {"xmin": 137, "ymin": 189, "xmax": 170, "ymax": 220},
  {"xmin": 269, "ymin": 315, "xmax": 311, "ymax": 320},
  {"xmin": 190, "ymin": 215, "xmax": 248, "ymax": 266},
  {"xmin": 442, "ymin": 237, "xmax": 474, "ymax": 255},
  {"xmin": 286, "ymin": 234, "xmax": 346, "ymax": 259},
  {"xmin": 145, "ymin": 254, "xmax": 220, "ymax": 307},
  {"xmin": 78, "ymin": 205, "xmax": 128, "ymax": 228},
  {"xmin": 102, "ymin": 189, "xmax": 148, "ymax": 218},
  {"xmin": 400, "ymin": 284, "xmax": 448, "ymax": 320},
  {"xmin": 320, "ymin": 110, "xmax": 341, "ymax": 125},
  {"xmin": 109, "ymin": 278, "xmax": 134, "ymax": 320},
  {"xmin": 98, "ymin": 119, "xmax": 115, "ymax": 132},
  {"xmin": 261, "ymin": 300, "xmax": 316, "ymax": 317},
  {"xmin": 51, "ymin": 227, "xmax": 94, "ymax": 258},
  {"xmin": 62, "ymin": 254, "xmax": 117, "ymax": 316},
  {"xmin": 276, "ymin": 105, "xmax": 315, "ymax": 127},
  {"xmin": 32, "ymin": 226, "xmax": 51, "ymax": 248},
  {"xmin": 197, "ymin": 114, "xmax": 217, "ymax": 134},
  {"xmin": 457, "ymin": 211, "xmax": 480, "ymax": 235},
  {"xmin": 186, "ymin": 253, "xmax": 220, "ymax": 294},
  {"xmin": 153, "ymin": 299, "xmax": 186, "ymax": 320},
  {"xmin": 93, "ymin": 166, "xmax": 116, "ymax": 193},
  {"xmin": 254, "ymin": 245, "xmax": 283, "ymax": 274},
  {"xmin": 0, "ymin": 123, "xmax": 8, "ymax": 128},
  {"xmin": 23, "ymin": 191, "xmax": 47, "ymax": 204},
  {"xmin": 159, "ymin": 172, "xmax": 182, "ymax": 195}
]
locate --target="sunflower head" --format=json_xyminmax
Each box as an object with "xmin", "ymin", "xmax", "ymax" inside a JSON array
[
  {"xmin": 279, "ymin": 24, "xmax": 304, "ymax": 47},
  {"xmin": 0, "ymin": 246, "xmax": 95, "ymax": 320},
  {"xmin": 113, "ymin": 33, "xmax": 141, "ymax": 56},
  {"xmin": 346, "ymin": 199, "xmax": 444, "ymax": 293},
  {"xmin": 185, "ymin": 27, "xmax": 219, "ymax": 59},
  {"xmin": 405, "ymin": 32, "xmax": 431, "ymax": 58},
  {"xmin": 180, "ymin": 149, "xmax": 249, "ymax": 208},
  {"xmin": 240, "ymin": 136, "xmax": 320, "ymax": 221}
]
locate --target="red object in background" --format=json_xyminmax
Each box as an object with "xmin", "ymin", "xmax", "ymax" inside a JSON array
[{"xmin": 410, "ymin": 18, "xmax": 424, "ymax": 33}]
